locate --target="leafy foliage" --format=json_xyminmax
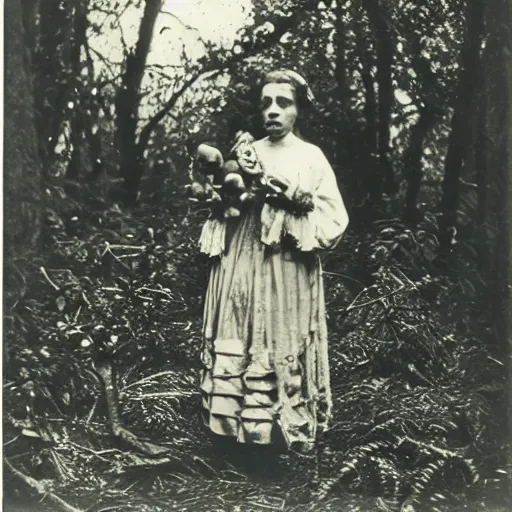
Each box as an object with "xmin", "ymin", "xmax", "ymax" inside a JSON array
[
  {"xmin": 4, "ymin": 182, "xmax": 508, "ymax": 511},
  {"xmin": 4, "ymin": 0, "xmax": 510, "ymax": 511}
]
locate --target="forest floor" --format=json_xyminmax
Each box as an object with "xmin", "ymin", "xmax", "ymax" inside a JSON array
[{"xmin": 3, "ymin": 184, "xmax": 511, "ymax": 512}]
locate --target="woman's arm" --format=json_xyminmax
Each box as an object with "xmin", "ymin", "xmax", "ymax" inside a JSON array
[
  {"xmin": 261, "ymin": 146, "xmax": 349, "ymax": 251},
  {"xmin": 308, "ymin": 146, "xmax": 349, "ymax": 249}
]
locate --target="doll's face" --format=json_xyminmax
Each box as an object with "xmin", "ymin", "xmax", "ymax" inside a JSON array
[{"xmin": 260, "ymin": 83, "xmax": 298, "ymax": 140}]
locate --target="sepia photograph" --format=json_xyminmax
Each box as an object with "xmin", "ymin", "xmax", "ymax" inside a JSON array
[{"xmin": 3, "ymin": 0, "xmax": 512, "ymax": 510}]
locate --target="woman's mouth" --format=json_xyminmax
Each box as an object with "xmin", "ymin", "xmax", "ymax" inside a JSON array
[{"xmin": 266, "ymin": 121, "xmax": 281, "ymax": 128}]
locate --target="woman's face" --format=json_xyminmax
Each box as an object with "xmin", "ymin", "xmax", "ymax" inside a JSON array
[{"xmin": 260, "ymin": 83, "xmax": 298, "ymax": 140}]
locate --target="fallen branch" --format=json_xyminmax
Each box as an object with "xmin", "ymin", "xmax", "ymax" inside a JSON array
[
  {"xmin": 322, "ymin": 270, "xmax": 365, "ymax": 286},
  {"xmin": 86, "ymin": 396, "xmax": 99, "ymax": 424},
  {"xmin": 137, "ymin": 287, "xmax": 174, "ymax": 300},
  {"xmin": 4, "ymin": 458, "xmax": 84, "ymax": 512},
  {"xmin": 65, "ymin": 440, "xmax": 121, "ymax": 462},
  {"xmin": 108, "ymin": 244, "xmax": 146, "ymax": 250},
  {"xmin": 346, "ymin": 285, "xmax": 405, "ymax": 311},
  {"xmin": 40, "ymin": 266, "xmax": 60, "ymax": 291},
  {"xmin": 120, "ymin": 370, "xmax": 183, "ymax": 392},
  {"xmin": 397, "ymin": 435, "xmax": 466, "ymax": 459},
  {"xmin": 130, "ymin": 391, "xmax": 195, "ymax": 399}
]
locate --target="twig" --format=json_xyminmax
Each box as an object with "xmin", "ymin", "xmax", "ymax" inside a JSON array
[
  {"xmin": 115, "ymin": 252, "xmax": 145, "ymax": 259},
  {"xmin": 65, "ymin": 441, "xmax": 112, "ymax": 462},
  {"xmin": 322, "ymin": 270, "xmax": 365, "ymax": 286},
  {"xmin": 390, "ymin": 266, "xmax": 416, "ymax": 289},
  {"xmin": 4, "ymin": 435, "xmax": 19, "ymax": 446},
  {"xmin": 81, "ymin": 292, "xmax": 92, "ymax": 308},
  {"xmin": 108, "ymin": 244, "xmax": 146, "ymax": 250},
  {"xmin": 120, "ymin": 370, "xmax": 181, "ymax": 392},
  {"xmin": 40, "ymin": 266, "xmax": 60, "ymax": 291},
  {"xmin": 50, "ymin": 448, "xmax": 73, "ymax": 482},
  {"xmin": 130, "ymin": 391, "xmax": 194, "ymax": 399},
  {"xmin": 5, "ymin": 458, "xmax": 84, "ymax": 512},
  {"xmin": 137, "ymin": 287, "xmax": 174, "ymax": 300},
  {"xmin": 398, "ymin": 435, "xmax": 465, "ymax": 459},
  {"xmin": 73, "ymin": 306, "xmax": 82, "ymax": 324},
  {"xmin": 102, "ymin": 245, "xmax": 131, "ymax": 271},
  {"xmin": 346, "ymin": 285, "xmax": 405, "ymax": 311},
  {"xmin": 159, "ymin": 10, "xmax": 203, "ymax": 36},
  {"xmin": 7, "ymin": 451, "xmax": 32, "ymax": 459}
]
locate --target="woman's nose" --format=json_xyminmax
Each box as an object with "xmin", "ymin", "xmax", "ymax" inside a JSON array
[{"xmin": 268, "ymin": 111, "xmax": 279, "ymax": 119}]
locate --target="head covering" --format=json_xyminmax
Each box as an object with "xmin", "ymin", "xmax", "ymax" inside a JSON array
[
  {"xmin": 262, "ymin": 69, "xmax": 315, "ymax": 109},
  {"xmin": 281, "ymin": 70, "xmax": 316, "ymax": 105}
]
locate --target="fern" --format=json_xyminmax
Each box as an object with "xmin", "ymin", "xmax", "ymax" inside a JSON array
[{"xmin": 405, "ymin": 457, "xmax": 449, "ymax": 507}]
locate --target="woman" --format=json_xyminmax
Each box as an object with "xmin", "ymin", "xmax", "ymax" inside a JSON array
[{"xmin": 199, "ymin": 69, "xmax": 349, "ymax": 452}]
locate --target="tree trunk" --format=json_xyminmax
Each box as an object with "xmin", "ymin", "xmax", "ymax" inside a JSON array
[
  {"xmin": 20, "ymin": 0, "xmax": 40, "ymax": 55},
  {"xmin": 475, "ymin": 98, "xmax": 487, "ymax": 227},
  {"xmin": 401, "ymin": 29, "xmax": 450, "ymax": 225},
  {"xmin": 403, "ymin": 106, "xmax": 439, "ymax": 224},
  {"xmin": 93, "ymin": 360, "xmax": 169, "ymax": 456},
  {"xmin": 482, "ymin": 0, "xmax": 512, "ymax": 482},
  {"xmin": 4, "ymin": 0, "xmax": 43, "ymax": 374},
  {"xmin": 115, "ymin": 0, "xmax": 162, "ymax": 205},
  {"xmin": 4, "ymin": 0, "xmax": 42, "ymax": 258},
  {"xmin": 334, "ymin": 0, "xmax": 359, "ymax": 211},
  {"xmin": 481, "ymin": 1, "xmax": 511, "ymax": 339},
  {"xmin": 353, "ymin": 12, "xmax": 379, "ymax": 211},
  {"xmin": 438, "ymin": 0, "xmax": 484, "ymax": 255},
  {"xmin": 334, "ymin": 2, "xmax": 348, "ymax": 102},
  {"xmin": 363, "ymin": 0, "xmax": 396, "ymax": 196},
  {"xmin": 31, "ymin": 0, "xmax": 77, "ymax": 174},
  {"xmin": 66, "ymin": 0, "xmax": 104, "ymax": 181},
  {"xmin": 132, "ymin": 0, "xmax": 321, "ymax": 200},
  {"xmin": 66, "ymin": 112, "xmax": 88, "ymax": 180}
]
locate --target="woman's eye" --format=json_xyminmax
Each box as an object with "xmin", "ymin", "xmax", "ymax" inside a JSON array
[
  {"xmin": 276, "ymin": 97, "xmax": 293, "ymax": 108},
  {"xmin": 261, "ymin": 97, "xmax": 272, "ymax": 110}
]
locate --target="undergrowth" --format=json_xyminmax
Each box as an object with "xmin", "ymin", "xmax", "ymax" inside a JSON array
[{"xmin": 3, "ymin": 180, "xmax": 509, "ymax": 512}]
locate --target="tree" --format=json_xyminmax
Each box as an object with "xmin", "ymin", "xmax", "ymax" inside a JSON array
[
  {"xmin": 114, "ymin": 0, "xmax": 322, "ymax": 205},
  {"xmin": 438, "ymin": 0, "xmax": 485, "ymax": 255},
  {"xmin": 66, "ymin": 0, "xmax": 105, "ymax": 181},
  {"xmin": 4, "ymin": 0, "xmax": 43, "ymax": 256},
  {"xmin": 363, "ymin": 0, "xmax": 397, "ymax": 198},
  {"xmin": 4, "ymin": 0, "xmax": 44, "ymax": 368},
  {"xmin": 28, "ymin": 0, "xmax": 88, "ymax": 176},
  {"xmin": 115, "ymin": 0, "xmax": 164, "ymax": 205},
  {"xmin": 333, "ymin": 0, "xmax": 371, "ymax": 213},
  {"xmin": 353, "ymin": 6, "xmax": 379, "ymax": 209},
  {"xmin": 402, "ymin": 26, "xmax": 448, "ymax": 224},
  {"xmin": 481, "ymin": 0, "xmax": 512, "ymax": 485}
]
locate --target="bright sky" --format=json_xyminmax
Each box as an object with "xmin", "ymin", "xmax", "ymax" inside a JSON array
[
  {"xmin": 160, "ymin": 0, "xmax": 252, "ymax": 49},
  {"xmin": 87, "ymin": 0, "xmax": 253, "ymax": 127},
  {"xmin": 151, "ymin": 0, "xmax": 252, "ymax": 64},
  {"xmin": 92, "ymin": 0, "xmax": 252, "ymax": 67}
]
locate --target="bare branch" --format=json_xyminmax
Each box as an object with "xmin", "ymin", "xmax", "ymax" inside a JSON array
[
  {"xmin": 145, "ymin": 64, "xmax": 183, "ymax": 82},
  {"xmin": 5, "ymin": 459, "xmax": 84, "ymax": 512},
  {"xmin": 159, "ymin": 9, "xmax": 202, "ymax": 36},
  {"xmin": 137, "ymin": 0, "xmax": 319, "ymax": 152},
  {"xmin": 88, "ymin": 45, "xmax": 123, "ymax": 75}
]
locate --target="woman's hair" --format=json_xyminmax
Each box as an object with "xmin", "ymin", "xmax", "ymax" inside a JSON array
[{"xmin": 260, "ymin": 69, "xmax": 315, "ymax": 111}]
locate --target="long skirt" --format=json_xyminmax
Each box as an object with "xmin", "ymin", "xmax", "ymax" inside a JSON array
[{"xmin": 200, "ymin": 206, "xmax": 332, "ymax": 451}]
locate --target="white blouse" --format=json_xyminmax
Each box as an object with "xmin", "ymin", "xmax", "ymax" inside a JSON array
[
  {"xmin": 199, "ymin": 133, "xmax": 349, "ymax": 256},
  {"xmin": 254, "ymin": 134, "xmax": 349, "ymax": 252}
]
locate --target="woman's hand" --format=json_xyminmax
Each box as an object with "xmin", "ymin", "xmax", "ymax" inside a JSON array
[
  {"xmin": 265, "ymin": 175, "xmax": 293, "ymax": 197},
  {"xmin": 263, "ymin": 174, "xmax": 314, "ymax": 217}
]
